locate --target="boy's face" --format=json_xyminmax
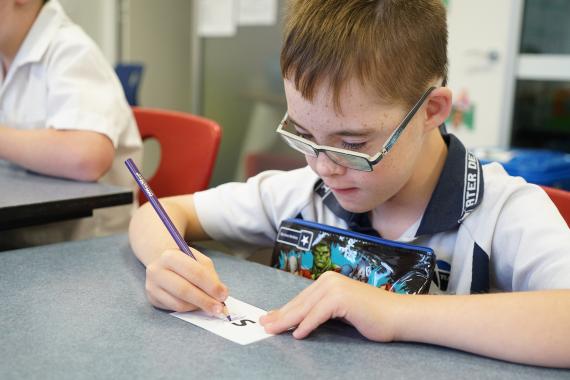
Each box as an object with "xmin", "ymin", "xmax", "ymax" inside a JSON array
[{"xmin": 283, "ymin": 79, "xmax": 429, "ymax": 213}]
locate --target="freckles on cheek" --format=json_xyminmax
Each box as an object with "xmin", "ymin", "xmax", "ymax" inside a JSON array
[
  {"xmin": 368, "ymin": 151, "xmax": 396, "ymax": 174},
  {"xmin": 306, "ymin": 156, "xmax": 317, "ymax": 169}
]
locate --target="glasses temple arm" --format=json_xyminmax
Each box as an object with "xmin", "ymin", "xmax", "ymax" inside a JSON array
[{"xmin": 381, "ymin": 87, "xmax": 436, "ymax": 153}]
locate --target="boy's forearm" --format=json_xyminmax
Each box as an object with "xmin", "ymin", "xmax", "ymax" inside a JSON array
[
  {"xmin": 0, "ymin": 125, "xmax": 113, "ymax": 181},
  {"xmin": 394, "ymin": 290, "xmax": 570, "ymax": 367},
  {"xmin": 128, "ymin": 202, "xmax": 188, "ymax": 266}
]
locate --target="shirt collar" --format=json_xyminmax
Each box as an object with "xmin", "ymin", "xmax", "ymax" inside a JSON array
[
  {"xmin": 9, "ymin": 0, "xmax": 65, "ymax": 71},
  {"xmin": 314, "ymin": 129, "xmax": 485, "ymax": 237},
  {"xmin": 415, "ymin": 132, "xmax": 484, "ymax": 235}
]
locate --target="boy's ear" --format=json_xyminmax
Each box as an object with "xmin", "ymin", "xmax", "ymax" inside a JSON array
[{"xmin": 424, "ymin": 87, "xmax": 452, "ymax": 132}]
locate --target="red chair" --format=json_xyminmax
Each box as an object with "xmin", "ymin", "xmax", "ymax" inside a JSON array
[
  {"xmin": 132, "ymin": 107, "xmax": 221, "ymax": 203},
  {"xmin": 542, "ymin": 186, "xmax": 570, "ymax": 226}
]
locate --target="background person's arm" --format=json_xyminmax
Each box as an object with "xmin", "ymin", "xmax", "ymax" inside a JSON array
[{"xmin": 0, "ymin": 125, "xmax": 114, "ymax": 181}]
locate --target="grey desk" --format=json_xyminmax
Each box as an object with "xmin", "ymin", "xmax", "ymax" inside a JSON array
[
  {"xmin": 0, "ymin": 235, "xmax": 568, "ymax": 379},
  {"xmin": 0, "ymin": 161, "xmax": 132, "ymax": 230}
]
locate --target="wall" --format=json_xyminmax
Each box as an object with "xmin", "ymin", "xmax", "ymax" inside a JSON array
[
  {"xmin": 122, "ymin": 0, "xmax": 193, "ymax": 112},
  {"xmin": 446, "ymin": 0, "xmax": 522, "ymax": 149},
  {"xmin": 201, "ymin": 2, "xmax": 287, "ymax": 185},
  {"xmin": 122, "ymin": 0, "xmax": 194, "ymax": 177}
]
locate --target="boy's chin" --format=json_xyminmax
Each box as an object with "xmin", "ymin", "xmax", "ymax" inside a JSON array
[{"xmin": 335, "ymin": 198, "xmax": 374, "ymax": 214}]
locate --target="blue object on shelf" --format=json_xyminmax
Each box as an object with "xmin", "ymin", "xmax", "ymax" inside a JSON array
[
  {"xmin": 115, "ymin": 63, "xmax": 144, "ymax": 106},
  {"xmin": 475, "ymin": 148, "xmax": 570, "ymax": 190}
]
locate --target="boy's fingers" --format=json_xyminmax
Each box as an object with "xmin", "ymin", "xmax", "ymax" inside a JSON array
[
  {"xmin": 259, "ymin": 310, "xmax": 277, "ymax": 324},
  {"xmin": 161, "ymin": 249, "xmax": 228, "ymax": 301},
  {"xmin": 264, "ymin": 276, "xmax": 340, "ymax": 333},
  {"xmin": 263, "ymin": 307, "xmax": 304, "ymax": 334},
  {"xmin": 154, "ymin": 268, "xmax": 224, "ymax": 315},
  {"xmin": 271, "ymin": 278, "xmax": 327, "ymax": 321},
  {"xmin": 148, "ymin": 287, "xmax": 197, "ymax": 313},
  {"xmin": 292, "ymin": 299, "xmax": 334, "ymax": 339},
  {"xmin": 263, "ymin": 291, "xmax": 317, "ymax": 334},
  {"xmin": 190, "ymin": 247, "xmax": 215, "ymax": 268}
]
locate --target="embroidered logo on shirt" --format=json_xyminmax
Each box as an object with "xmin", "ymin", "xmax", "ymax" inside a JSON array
[{"xmin": 460, "ymin": 152, "xmax": 481, "ymax": 221}]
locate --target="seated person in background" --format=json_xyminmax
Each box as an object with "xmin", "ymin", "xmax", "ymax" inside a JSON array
[
  {"xmin": 128, "ymin": 0, "xmax": 570, "ymax": 368},
  {"xmin": 0, "ymin": 0, "xmax": 142, "ymax": 248}
]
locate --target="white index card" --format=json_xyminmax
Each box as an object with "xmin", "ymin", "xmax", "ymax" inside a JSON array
[{"xmin": 172, "ymin": 296, "xmax": 274, "ymax": 345}]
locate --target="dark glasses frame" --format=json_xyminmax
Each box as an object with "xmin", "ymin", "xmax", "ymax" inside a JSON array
[{"xmin": 276, "ymin": 86, "xmax": 436, "ymax": 171}]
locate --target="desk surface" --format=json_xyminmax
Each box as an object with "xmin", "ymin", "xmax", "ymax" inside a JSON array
[
  {"xmin": 0, "ymin": 161, "xmax": 132, "ymax": 230},
  {"xmin": 0, "ymin": 234, "xmax": 567, "ymax": 380}
]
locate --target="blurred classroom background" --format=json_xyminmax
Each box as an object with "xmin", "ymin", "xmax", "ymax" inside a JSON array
[{"xmin": 59, "ymin": 0, "xmax": 570, "ymax": 188}]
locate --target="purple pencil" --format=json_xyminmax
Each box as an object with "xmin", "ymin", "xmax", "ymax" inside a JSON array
[{"xmin": 125, "ymin": 158, "xmax": 231, "ymax": 321}]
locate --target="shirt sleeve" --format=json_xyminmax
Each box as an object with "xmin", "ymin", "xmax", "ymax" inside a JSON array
[
  {"xmin": 491, "ymin": 180, "xmax": 570, "ymax": 291},
  {"xmin": 44, "ymin": 26, "xmax": 131, "ymax": 147},
  {"xmin": 193, "ymin": 167, "xmax": 317, "ymax": 249}
]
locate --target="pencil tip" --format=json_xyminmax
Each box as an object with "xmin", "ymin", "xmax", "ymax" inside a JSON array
[{"xmin": 226, "ymin": 315, "xmax": 232, "ymax": 322}]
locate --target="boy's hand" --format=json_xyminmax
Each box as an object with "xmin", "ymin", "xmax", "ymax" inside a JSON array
[
  {"xmin": 260, "ymin": 271, "xmax": 402, "ymax": 341},
  {"xmin": 144, "ymin": 247, "xmax": 228, "ymax": 315}
]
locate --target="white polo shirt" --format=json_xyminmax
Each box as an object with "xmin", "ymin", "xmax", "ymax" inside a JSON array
[
  {"xmin": 0, "ymin": 0, "xmax": 142, "ymax": 245},
  {"xmin": 194, "ymin": 133, "xmax": 570, "ymax": 294}
]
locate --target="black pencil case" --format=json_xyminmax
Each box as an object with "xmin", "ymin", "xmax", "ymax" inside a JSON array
[{"xmin": 272, "ymin": 218, "xmax": 435, "ymax": 294}]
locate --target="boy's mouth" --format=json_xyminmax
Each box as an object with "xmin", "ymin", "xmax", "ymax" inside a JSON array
[{"xmin": 330, "ymin": 187, "xmax": 359, "ymax": 195}]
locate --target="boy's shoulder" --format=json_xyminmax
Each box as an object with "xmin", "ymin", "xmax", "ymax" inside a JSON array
[
  {"xmin": 199, "ymin": 165, "xmax": 319, "ymax": 213},
  {"xmin": 464, "ymin": 161, "xmax": 563, "ymax": 236},
  {"xmin": 245, "ymin": 165, "xmax": 322, "ymax": 211},
  {"xmin": 24, "ymin": 1, "xmax": 100, "ymax": 68},
  {"xmin": 46, "ymin": 17, "xmax": 100, "ymax": 61},
  {"xmin": 244, "ymin": 165, "xmax": 316, "ymax": 189},
  {"xmin": 480, "ymin": 162, "xmax": 550, "ymax": 209},
  {"xmin": 193, "ymin": 166, "xmax": 327, "ymax": 247}
]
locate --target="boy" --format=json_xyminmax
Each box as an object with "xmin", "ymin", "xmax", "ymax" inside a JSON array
[
  {"xmin": 128, "ymin": 0, "xmax": 570, "ymax": 367},
  {"xmin": 0, "ymin": 0, "xmax": 142, "ymax": 247}
]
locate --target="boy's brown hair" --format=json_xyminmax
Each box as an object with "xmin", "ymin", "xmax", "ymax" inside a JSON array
[{"xmin": 281, "ymin": 0, "xmax": 448, "ymax": 110}]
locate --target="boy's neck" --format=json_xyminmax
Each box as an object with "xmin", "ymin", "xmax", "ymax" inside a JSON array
[{"xmin": 370, "ymin": 129, "xmax": 448, "ymax": 240}]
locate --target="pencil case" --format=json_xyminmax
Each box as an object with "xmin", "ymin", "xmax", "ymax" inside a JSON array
[{"xmin": 272, "ymin": 218, "xmax": 435, "ymax": 294}]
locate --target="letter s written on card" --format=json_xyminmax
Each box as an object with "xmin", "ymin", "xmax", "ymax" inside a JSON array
[{"xmin": 171, "ymin": 296, "xmax": 274, "ymax": 345}]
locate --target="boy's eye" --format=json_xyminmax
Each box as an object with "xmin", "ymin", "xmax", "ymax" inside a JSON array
[
  {"xmin": 294, "ymin": 129, "xmax": 366, "ymax": 151},
  {"xmin": 295, "ymin": 131, "xmax": 314, "ymax": 141},
  {"xmin": 296, "ymin": 130, "xmax": 366, "ymax": 151},
  {"xmin": 341, "ymin": 141, "xmax": 366, "ymax": 151}
]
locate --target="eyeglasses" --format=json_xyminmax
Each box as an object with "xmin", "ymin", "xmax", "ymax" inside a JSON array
[{"xmin": 276, "ymin": 86, "xmax": 436, "ymax": 172}]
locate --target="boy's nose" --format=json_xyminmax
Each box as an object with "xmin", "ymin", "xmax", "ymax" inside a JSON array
[{"xmin": 313, "ymin": 152, "xmax": 344, "ymax": 177}]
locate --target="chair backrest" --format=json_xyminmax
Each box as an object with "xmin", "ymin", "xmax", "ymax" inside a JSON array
[
  {"xmin": 132, "ymin": 107, "xmax": 221, "ymax": 203},
  {"xmin": 115, "ymin": 63, "xmax": 144, "ymax": 106},
  {"xmin": 542, "ymin": 186, "xmax": 570, "ymax": 226}
]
